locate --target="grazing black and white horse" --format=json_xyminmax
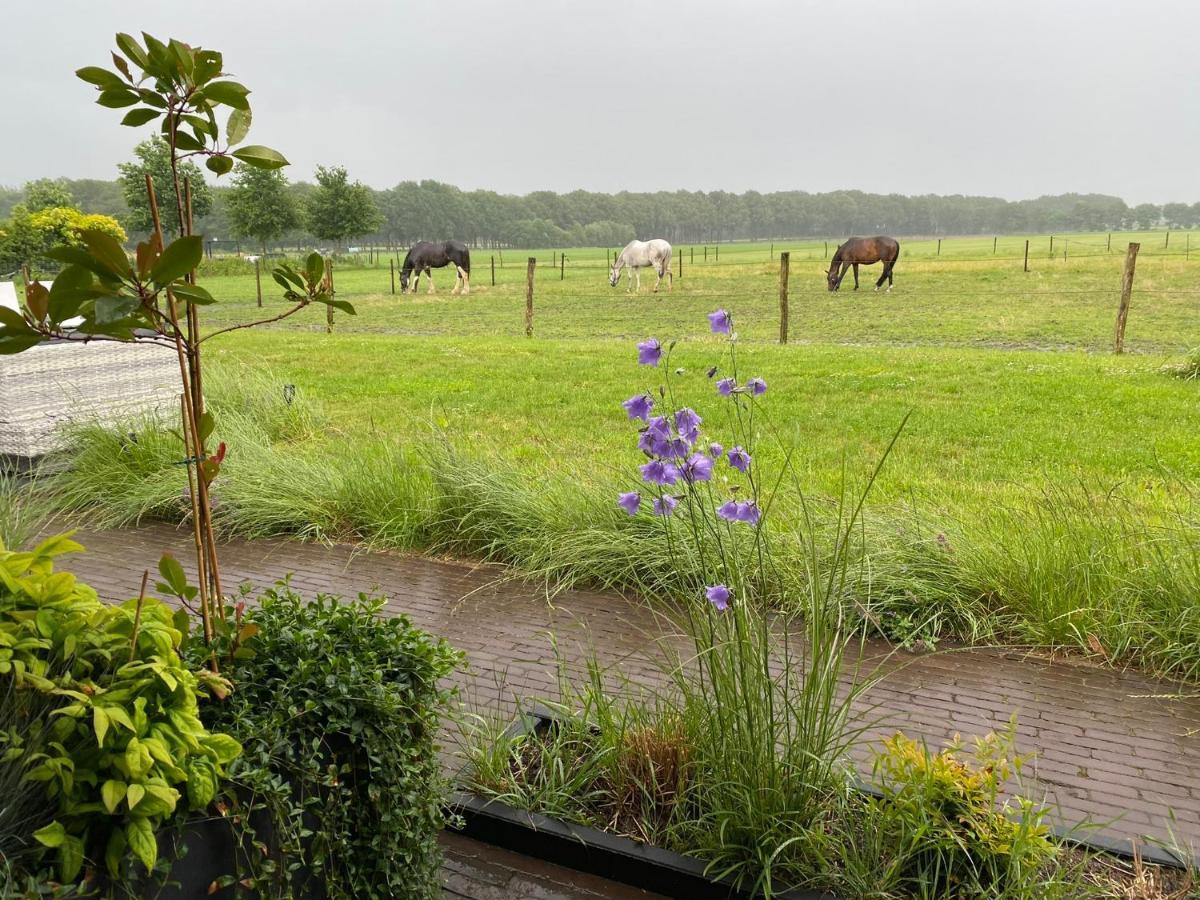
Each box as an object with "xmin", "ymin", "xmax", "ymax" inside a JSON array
[
  {"xmin": 826, "ymin": 236, "xmax": 901, "ymax": 292},
  {"xmin": 610, "ymin": 239, "xmax": 673, "ymax": 293},
  {"xmin": 400, "ymin": 240, "xmax": 472, "ymax": 295}
]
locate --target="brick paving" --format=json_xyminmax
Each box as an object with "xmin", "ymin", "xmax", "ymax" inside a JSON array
[{"xmin": 63, "ymin": 523, "xmax": 1200, "ymax": 858}]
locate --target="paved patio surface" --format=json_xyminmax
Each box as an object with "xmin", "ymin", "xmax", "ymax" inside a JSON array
[{"xmin": 63, "ymin": 523, "xmax": 1200, "ymax": 859}]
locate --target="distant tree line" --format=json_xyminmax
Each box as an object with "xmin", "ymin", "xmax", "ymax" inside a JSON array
[{"xmin": 4, "ymin": 148, "xmax": 1199, "ymax": 261}]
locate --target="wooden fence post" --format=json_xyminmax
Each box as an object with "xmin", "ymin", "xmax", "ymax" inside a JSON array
[
  {"xmin": 325, "ymin": 257, "xmax": 335, "ymax": 334},
  {"xmin": 390, "ymin": 259, "xmax": 395, "ymax": 295},
  {"xmin": 1107, "ymin": 232, "xmax": 1111, "ymax": 252},
  {"xmin": 824, "ymin": 240, "xmax": 828, "ymax": 259},
  {"xmin": 937, "ymin": 238, "xmax": 942, "ymax": 256},
  {"xmin": 560, "ymin": 252, "xmax": 565, "ymax": 281},
  {"xmin": 1049, "ymin": 235, "xmax": 1054, "ymax": 256},
  {"xmin": 993, "ymin": 236, "xmax": 997, "ymax": 254},
  {"xmin": 254, "ymin": 256, "xmax": 263, "ymax": 308},
  {"xmin": 715, "ymin": 245, "xmax": 719, "ymax": 262},
  {"xmin": 1165, "ymin": 230, "xmax": 1170, "ymax": 249},
  {"xmin": 770, "ymin": 242, "xmax": 774, "ymax": 260},
  {"xmin": 690, "ymin": 246, "xmax": 694, "ymax": 264},
  {"xmin": 525, "ymin": 257, "xmax": 535, "ymax": 337},
  {"xmin": 491, "ymin": 255, "xmax": 496, "ymax": 286},
  {"xmin": 678, "ymin": 249, "xmax": 682, "ymax": 280},
  {"xmin": 1023, "ymin": 239, "xmax": 1029, "ymax": 272},
  {"xmin": 1113, "ymin": 242, "xmax": 1140, "ymax": 354},
  {"xmin": 778, "ymin": 252, "xmax": 790, "ymax": 345},
  {"xmin": 704, "ymin": 246, "xmax": 708, "ymax": 262}
]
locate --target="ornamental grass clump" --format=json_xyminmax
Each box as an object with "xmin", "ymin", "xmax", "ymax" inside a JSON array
[{"xmin": 602, "ymin": 309, "xmax": 894, "ymax": 894}]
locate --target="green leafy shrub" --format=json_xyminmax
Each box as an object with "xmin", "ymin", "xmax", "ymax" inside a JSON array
[
  {"xmin": 861, "ymin": 724, "xmax": 1056, "ymax": 897},
  {"xmin": 194, "ymin": 584, "xmax": 462, "ymax": 899},
  {"xmin": 0, "ymin": 534, "xmax": 240, "ymax": 885}
]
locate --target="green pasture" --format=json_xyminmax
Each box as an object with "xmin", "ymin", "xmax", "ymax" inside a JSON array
[
  {"xmin": 197, "ymin": 230, "xmax": 1200, "ymax": 352},
  {"xmin": 49, "ymin": 231, "xmax": 1200, "ymax": 678}
]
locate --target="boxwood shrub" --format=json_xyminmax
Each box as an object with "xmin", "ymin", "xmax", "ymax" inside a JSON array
[{"xmin": 194, "ymin": 583, "xmax": 462, "ymax": 899}]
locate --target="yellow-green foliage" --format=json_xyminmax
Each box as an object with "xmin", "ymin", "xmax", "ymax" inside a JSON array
[
  {"xmin": 28, "ymin": 206, "xmax": 127, "ymax": 248},
  {"xmin": 869, "ymin": 724, "xmax": 1055, "ymax": 896},
  {"xmin": 0, "ymin": 533, "xmax": 239, "ymax": 884}
]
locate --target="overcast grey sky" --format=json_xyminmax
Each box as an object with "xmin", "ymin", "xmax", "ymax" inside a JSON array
[{"xmin": 4, "ymin": 0, "xmax": 1196, "ymax": 203}]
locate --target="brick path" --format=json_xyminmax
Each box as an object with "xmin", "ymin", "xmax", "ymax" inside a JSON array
[{"xmin": 63, "ymin": 524, "xmax": 1200, "ymax": 858}]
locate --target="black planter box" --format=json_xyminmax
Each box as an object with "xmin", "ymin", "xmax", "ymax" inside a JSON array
[
  {"xmin": 451, "ymin": 706, "xmax": 1193, "ymax": 900},
  {"xmin": 449, "ymin": 706, "xmax": 835, "ymax": 900}
]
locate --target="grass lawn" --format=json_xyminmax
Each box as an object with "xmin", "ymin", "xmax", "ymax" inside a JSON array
[{"xmin": 52, "ymin": 232, "xmax": 1200, "ymax": 678}]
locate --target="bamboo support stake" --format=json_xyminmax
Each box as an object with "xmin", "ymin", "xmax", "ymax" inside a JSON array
[
  {"xmin": 145, "ymin": 173, "xmax": 213, "ymax": 645},
  {"xmin": 128, "ymin": 570, "xmax": 149, "ymax": 662},
  {"xmin": 183, "ymin": 179, "xmax": 223, "ymax": 611}
]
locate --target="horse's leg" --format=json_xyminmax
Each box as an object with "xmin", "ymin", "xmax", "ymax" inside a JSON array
[
  {"xmin": 852, "ymin": 263, "xmax": 860, "ymax": 290},
  {"xmin": 888, "ymin": 259, "xmax": 895, "ymax": 292},
  {"xmin": 451, "ymin": 265, "xmax": 461, "ymax": 295},
  {"xmin": 410, "ymin": 271, "xmax": 420, "ymax": 294},
  {"xmin": 652, "ymin": 265, "xmax": 662, "ymax": 293},
  {"xmin": 460, "ymin": 266, "xmax": 470, "ymax": 296},
  {"xmin": 875, "ymin": 263, "xmax": 888, "ymax": 291},
  {"xmin": 836, "ymin": 261, "xmax": 850, "ymax": 290}
]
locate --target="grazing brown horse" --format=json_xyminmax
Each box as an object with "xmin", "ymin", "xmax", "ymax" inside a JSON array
[{"xmin": 826, "ymin": 236, "xmax": 901, "ymax": 292}]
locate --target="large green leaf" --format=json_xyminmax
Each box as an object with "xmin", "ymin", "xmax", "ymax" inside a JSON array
[
  {"xmin": 80, "ymin": 229, "xmax": 133, "ymax": 278},
  {"xmin": 93, "ymin": 295, "xmax": 141, "ymax": 325},
  {"xmin": 192, "ymin": 49, "xmax": 223, "ymax": 85},
  {"xmin": 0, "ymin": 333, "xmax": 42, "ymax": 354},
  {"xmin": 101, "ymin": 780, "xmax": 127, "ymax": 814},
  {"xmin": 158, "ymin": 553, "xmax": 188, "ymax": 596},
  {"xmin": 231, "ymin": 145, "xmax": 288, "ymax": 170},
  {"xmin": 170, "ymin": 129, "xmax": 205, "ymax": 152},
  {"xmin": 321, "ymin": 298, "xmax": 357, "ymax": 316},
  {"xmin": 151, "ymin": 236, "xmax": 203, "ymax": 287},
  {"xmin": 120, "ymin": 107, "xmax": 160, "ymax": 127},
  {"xmin": 59, "ymin": 836, "xmax": 84, "ymax": 883},
  {"xmin": 305, "ymin": 252, "xmax": 326, "ymax": 287},
  {"xmin": 49, "ymin": 267, "xmax": 101, "ymax": 323},
  {"xmin": 225, "ymin": 107, "xmax": 251, "ymax": 146},
  {"xmin": 115, "ymin": 32, "xmax": 149, "ymax": 69},
  {"xmin": 205, "ymin": 155, "xmax": 234, "ymax": 176},
  {"xmin": 33, "ymin": 821, "xmax": 66, "ymax": 848},
  {"xmin": 171, "ymin": 283, "xmax": 215, "ymax": 305},
  {"xmin": 125, "ymin": 816, "xmax": 157, "ymax": 871},
  {"xmin": 200, "ymin": 80, "xmax": 250, "ymax": 110},
  {"xmin": 76, "ymin": 66, "xmax": 125, "ymax": 90},
  {"xmin": 97, "ymin": 88, "xmax": 139, "ymax": 108},
  {"xmin": 0, "ymin": 307, "xmax": 34, "ymax": 334},
  {"xmin": 47, "ymin": 245, "xmax": 124, "ymax": 283}
]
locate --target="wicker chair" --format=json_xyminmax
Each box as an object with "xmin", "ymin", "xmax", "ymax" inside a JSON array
[{"xmin": 0, "ymin": 282, "xmax": 181, "ymax": 459}]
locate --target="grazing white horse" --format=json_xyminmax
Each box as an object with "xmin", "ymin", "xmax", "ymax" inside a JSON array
[{"xmin": 610, "ymin": 239, "xmax": 673, "ymax": 293}]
